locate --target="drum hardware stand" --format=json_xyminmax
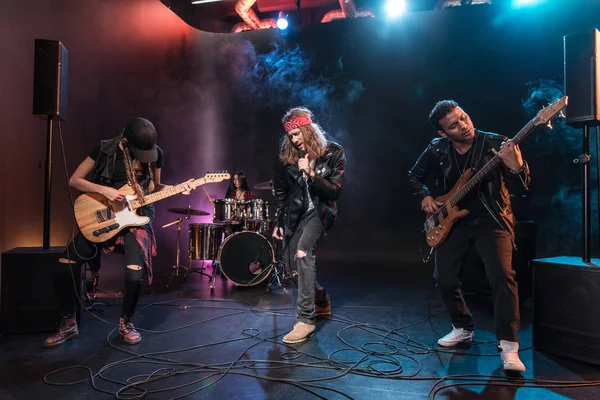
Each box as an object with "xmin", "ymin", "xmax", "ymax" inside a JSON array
[
  {"xmin": 163, "ymin": 206, "xmax": 213, "ymax": 288},
  {"xmin": 265, "ymin": 260, "xmax": 287, "ymax": 290},
  {"xmin": 209, "ymin": 259, "xmax": 222, "ymax": 292},
  {"xmin": 265, "ymin": 237, "xmax": 291, "ymax": 291}
]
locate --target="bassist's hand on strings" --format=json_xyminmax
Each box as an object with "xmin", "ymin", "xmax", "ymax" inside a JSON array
[
  {"xmin": 492, "ymin": 139, "xmax": 524, "ymax": 172},
  {"xmin": 421, "ymin": 196, "xmax": 443, "ymax": 213}
]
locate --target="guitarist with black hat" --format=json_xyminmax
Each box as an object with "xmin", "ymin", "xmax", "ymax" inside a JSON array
[{"xmin": 44, "ymin": 117, "xmax": 195, "ymax": 348}]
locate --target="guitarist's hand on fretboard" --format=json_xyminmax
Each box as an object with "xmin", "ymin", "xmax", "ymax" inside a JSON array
[
  {"xmin": 491, "ymin": 140, "xmax": 524, "ymax": 172},
  {"xmin": 421, "ymin": 196, "xmax": 443, "ymax": 213},
  {"xmin": 181, "ymin": 179, "xmax": 196, "ymax": 195}
]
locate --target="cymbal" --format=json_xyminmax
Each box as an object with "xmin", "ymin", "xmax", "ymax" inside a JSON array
[
  {"xmin": 254, "ymin": 180, "xmax": 274, "ymax": 190},
  {"xmin": 167, "ymin": 207, "xmax": 210, "ymax": 216}
]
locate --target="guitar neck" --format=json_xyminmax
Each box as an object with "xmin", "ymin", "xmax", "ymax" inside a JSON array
[
  {"xmin": 130, "ymin": 179, "xmax": 204, "ymax": 209},
  {"xmin": 450, "ymin": 120, "xmax": 535, "ymax": 206}
]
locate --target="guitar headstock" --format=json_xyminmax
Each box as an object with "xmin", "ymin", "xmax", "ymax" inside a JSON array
[
  {"xmin": 203, "ymin": 170, "xmax": 231, "ymax": 183},
  {"xmin": 533, "ymin": 96, "xmax": 568, "ymax": 127}
]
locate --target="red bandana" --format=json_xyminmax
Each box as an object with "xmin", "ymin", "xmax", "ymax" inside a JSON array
[{"xmin": 284, "ymin": 116, "xmax": 312, "ymax": 132}]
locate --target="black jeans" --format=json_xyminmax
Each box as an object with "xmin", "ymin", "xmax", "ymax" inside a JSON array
[
  {"xmin": 434, "ymin": 215, "xmax": 520, "ymax": 342},
  {"xmin": 56, "ymin": 232, "xmax": 146, "ymax": 319},
  {"xmin": 284, "ymin": 210, "xmax": 328, "ymax": 324}
]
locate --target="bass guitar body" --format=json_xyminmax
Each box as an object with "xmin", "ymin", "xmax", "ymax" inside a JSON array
[{"xmin": 425, "ymin": 170, "xmax": 472, "ymax": 248}]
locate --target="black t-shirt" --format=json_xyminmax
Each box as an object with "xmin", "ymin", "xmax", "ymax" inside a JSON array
[
  {"xmin": 447, "ymin": 147, "xmax": 489, "ymax": 217},
  {"xmin": 89, "ymin": 145, "xmax": 164, "ymax": 189}
]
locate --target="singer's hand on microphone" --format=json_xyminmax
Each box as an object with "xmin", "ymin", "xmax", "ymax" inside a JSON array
[
  {"xmin": 272, "ymin": 226, "xmax": 284, "ymax": 241},
  {"xmin": 298, "ymin": 155, "xmax": 315, "ymax": 177}
]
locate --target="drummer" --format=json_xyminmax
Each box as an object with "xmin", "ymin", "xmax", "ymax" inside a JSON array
[{"xmin": 225, "ymin": 170, "xmax": 255, "ymax": 201}]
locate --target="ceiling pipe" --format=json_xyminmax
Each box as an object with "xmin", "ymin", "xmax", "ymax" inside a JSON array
[
  {"xmin": 231, "ymin": 22, "xmax": 253, "ymax": 33},
  {"xmin": 232, "ymin": 0, "xmax": 278, "ymax": 32},
  {"xmin": 339, "ymin": 0, "xmax": 357, "ymax": 18},
  {"xmin": 321, "ymin": 0, "xmax": 374, "ymax": 23},
  {"xmin": 435, "ymin": 0, "xmax": 492, "ymax": 9},
  {"xmin": 321, "ymin": 8, "xmax": 374, "ymax": 23},
  {"xmin": 231, "ymin": 18, "xmax": 277, "ymax": 33}
]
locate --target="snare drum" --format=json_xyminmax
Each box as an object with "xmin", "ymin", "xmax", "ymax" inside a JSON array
[
  {"xmin": 242, "ymin": 199, "xmax": 269, "ymax": 220},
  {"xmin": 189, "ymin": 223, "xmax": 224, "ymax": 260},
  {"xmin": 213, "ymin": 199, "xmax": 240, "ymax": 223},
  {"xmin": 218, "ymin": 231, "xmax": 274, "ymax": 286},
  {"xmin": 244, "ymin": 219, "xmax": 274, "ymax": 235}
]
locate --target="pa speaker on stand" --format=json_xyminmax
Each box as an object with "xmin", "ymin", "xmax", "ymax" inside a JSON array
[
  {"xmin": 32, "ymin": 38, "xmax": 68, "ymax": 250},
  {"xmin": 532, "ymin": 29, "xmax": 600, "ymax": 365},
  {"xmin": 564, "ymin": 29, "xmax": 600, "ymax": 262}
]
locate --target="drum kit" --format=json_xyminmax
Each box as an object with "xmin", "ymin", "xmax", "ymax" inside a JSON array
[{"xmin": 163, "ymin": 179, "xmax": 286, "ymax": 291}]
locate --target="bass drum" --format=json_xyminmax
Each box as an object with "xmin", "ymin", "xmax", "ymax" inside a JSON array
[{"xmin": 218, "ymin": 231, "xmax": 274, "ymax": 286}]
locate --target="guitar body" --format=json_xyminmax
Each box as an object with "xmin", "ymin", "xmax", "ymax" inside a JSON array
[
  {"xmin": 74, "ymin": 184, "xmax": 150, "ymax": 243},
  {"xmin": 425, "ymin": 170, "xmax": 472, "ymax": 248},
  {"xmin": 73, "ymin": 171, "xmax": 231, "ymax": 243}
]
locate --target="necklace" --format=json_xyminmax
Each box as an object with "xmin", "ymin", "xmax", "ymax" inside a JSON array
[{"xmin": 452, "ymin": 144, "xmax": 473, "ymax": 177}]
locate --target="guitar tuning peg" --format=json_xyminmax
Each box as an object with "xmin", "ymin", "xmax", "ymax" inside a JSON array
[
  {"xmin": 546, "ymin": 120, "xmax": 553, "ymax": 129},
  {"xmin": 559, "ymin": 110, "xmax": 566, "ymax": 118}
]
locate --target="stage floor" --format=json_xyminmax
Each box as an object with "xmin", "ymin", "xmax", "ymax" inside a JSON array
[{"xmin": 1, "ymin": 262, "xmax": 599, "ymax": 399}]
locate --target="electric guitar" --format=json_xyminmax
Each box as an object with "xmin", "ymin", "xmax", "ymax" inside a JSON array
[
  {"xmin": 74, "ymin": 171, "xmax": 230, "ymax": 243},
  {"xmin": 424, "ymin": 96, "xmax": 568, "ymax": 248}
]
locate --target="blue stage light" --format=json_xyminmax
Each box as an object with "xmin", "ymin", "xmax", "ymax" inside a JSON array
[
  {"xmin": 513, "ymin": 0, "xmax": 545, "ymax": 8},
  {"xmin": 385, "ymin": 0, "xmax": 406, "ymax": 19},
  {"xmin": 277, "ymin": 18, "xmax": 289, "ymax": 30}
]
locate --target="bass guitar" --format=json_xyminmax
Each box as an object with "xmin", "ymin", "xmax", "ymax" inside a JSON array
[{"xmin": 424, "ymin": 96, "xmax": 568, "ymax": 248}]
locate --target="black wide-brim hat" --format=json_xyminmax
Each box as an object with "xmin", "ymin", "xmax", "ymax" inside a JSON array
[{"xmin": 123, "ymin": 117, "xmax": 158, "ymax": 163}]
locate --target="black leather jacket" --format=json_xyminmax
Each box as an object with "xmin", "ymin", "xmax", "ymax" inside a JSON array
[
  {"xmin": 274, "ymin": 141, "xmax": 346, "ymax": 235},
  {"xmin": 408, "ymin": 130, "xmax": 530, "ymax": 240}
]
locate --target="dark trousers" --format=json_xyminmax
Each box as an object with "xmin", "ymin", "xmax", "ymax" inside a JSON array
[
  {"xmin": 434, "ymin": 215, "xmax": 520, "ymax": 342},
  {"xmin": 56, "ymin": 232, "xmax": 146, "ymax": 319},
  {"xmin": 284, "ymin": 210, "xmax": 328, "ymax": 324}
]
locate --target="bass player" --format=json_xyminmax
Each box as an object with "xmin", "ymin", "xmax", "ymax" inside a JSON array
[{"xmin": 408, "ymin": 100, "xmax": 530, "ymax": 372}]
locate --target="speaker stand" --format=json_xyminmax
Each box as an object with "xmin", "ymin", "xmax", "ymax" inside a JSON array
[
  {"xmin": 578, "ymin": 123, "xmax": 592, "ymax": 262},
  {"xmin": 42, "ymin": 116, "xmax": 54, "ymax": 250}
]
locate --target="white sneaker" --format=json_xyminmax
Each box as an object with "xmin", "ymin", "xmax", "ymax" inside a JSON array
[
  {"xmin": 498, "ymin": 340, "xmax": 526, "ymax": 372},
  {"xmin": 437, "ymin": 326, "xmax": 474, "ymax": 347}
]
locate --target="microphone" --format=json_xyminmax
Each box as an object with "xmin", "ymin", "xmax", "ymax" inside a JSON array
[{"xmin": 298, "ymin": 150, "xmax": 306, "ymax": 179}]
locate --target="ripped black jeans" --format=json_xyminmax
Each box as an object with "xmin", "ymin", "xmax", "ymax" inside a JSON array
[
  {"xmin": 55, "ymin": 232, "xmax": 146, "ymax": 319},
  {"xmin": 284, "ymin": 210, "xmax": 327, "ymax": 324}
]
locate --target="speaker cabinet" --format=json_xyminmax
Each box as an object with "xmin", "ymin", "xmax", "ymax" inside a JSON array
[
  {"xmin": 533, "ymin": 256, "xmax": 600, "ymax": 365},
  {"xmin": 564, "ymin": 29, "xmax": 600, "ymax": 127},
  {"xmin": 0, "ymin": 247, "xmax": 80, "ymax": 334},
  {"xmin": 32, "ymin": 39, "xmax": 68, "ymax": 121}
]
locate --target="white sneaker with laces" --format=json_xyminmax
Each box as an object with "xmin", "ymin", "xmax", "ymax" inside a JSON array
[
  {"xmin": 437, "ymin": 326, "xmax": 474, "ymax": 347},
  {"xmin": 498, "ymin": 340, "xmax": 526, "ymax": 372}
]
